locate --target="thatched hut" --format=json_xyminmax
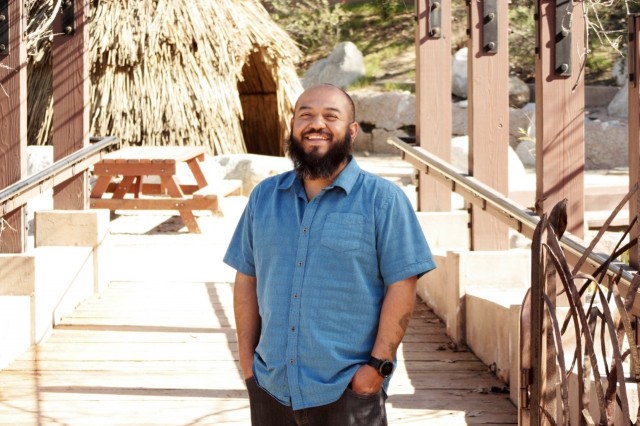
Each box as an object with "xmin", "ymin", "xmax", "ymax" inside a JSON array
[{"xmin": 28, "ymin": 0, "xmax": 303, "ymax": 156}]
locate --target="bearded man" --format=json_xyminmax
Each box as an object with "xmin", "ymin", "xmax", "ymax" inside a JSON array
[{"xmin": 224, "ymin": 84, "xmax": 435, "ymax": 426}]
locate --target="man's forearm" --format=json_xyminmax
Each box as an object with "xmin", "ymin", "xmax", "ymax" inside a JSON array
[
  {"xmin": 350, "ymin": 276, "xmax": 417, "ymax": 393},
  {"xmin": 233, "ymin": 271, "xmax": 260, "ymax": 379},
  {"xmin": 371, "ymin": 276, "xmax": 417, "ymax": 360}
]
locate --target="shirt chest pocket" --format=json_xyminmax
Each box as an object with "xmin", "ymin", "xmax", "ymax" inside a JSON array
[{"xmin": 320, "ymin": 213, "xmax": 365, "ymax": 252}]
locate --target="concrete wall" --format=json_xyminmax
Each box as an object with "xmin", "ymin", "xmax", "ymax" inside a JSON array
[{"xmin": 0, "ymin": 209, "xmax": 110, "ymax": 370}]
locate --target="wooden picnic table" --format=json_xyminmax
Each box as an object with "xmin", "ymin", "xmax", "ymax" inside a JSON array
[{"xmin": 90, "ymin": 146, "xmax": 225, "ymax": 233}]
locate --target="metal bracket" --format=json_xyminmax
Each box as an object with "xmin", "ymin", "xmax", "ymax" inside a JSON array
[
  {"xmin": 554, "ymin": 0, "xmax": 572, "ymax": 76},
  {"xmin": 428, "ymin": 0, "xmax": 442, "ymax": 39},
  {"xmin": 62, "ymin": 0, "xmax": 75, "ymax": 35},
  {"xmin": 629, "ymin": 15, "xmax": 638, "ymax": 87},
  {"xmin": 482, "ymin": 0, "xmax": 498, "ymax": 53},
  {"xmin": 0, "ymin": 0, "xmax": 8, "ymax": 56}
]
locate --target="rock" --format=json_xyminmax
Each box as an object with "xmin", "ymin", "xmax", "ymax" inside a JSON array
[
  {"xmin": 515, "ymin": 139, "xmax": 536, "ymax": 168},
  {"xmin": 450, "ymin": 135, "xmax": 528, "ymax": 186},
  {"xmin": 371, "ymin": 128, "xmax": 409, "ymax": 154},
  {"xmin": 508, "ymin": 76, "xmax": 530, "ymax": 108},
  {"xmin": 451, "ymin": 47, "xmax": 468, "ymax": 99},
  {"xmin": 508, "ymin": 108, "xmax": 629, "ymax": 170},
  {"xmin": 209, "ymin": 154, "xmax": 292, "ymax": 196},
  {"xmin": 585, "ymin": 119, "xmax": 627, "ymax": 169},
  {"xmin": 354, "ymin": 130, "xmax": 374, "ymax": 153},
  {"xmin": 350, "ymin": 89, "xmax": 415, "ymax": 130},
  {"xmin": 509, "ymin": 103, "xmax": 535, "ymax": 149},
  {"xmin": 607, "ymin": 81, "xmax": 628, "ymax": 118},
  {"xmin": 452, "ymin": 101, "xmax": 467, "ymax": 136},
  {"xmin": 612, "ymin": 57, "xmax": 627, "ymax": 87},
  {"xmin": 302, "ymin": 42, "xmax": 365, "ymax": 89}
]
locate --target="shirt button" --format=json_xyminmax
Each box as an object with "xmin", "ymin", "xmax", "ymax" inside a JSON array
[
  {"xmin": 291, "ymin": 326, "xmax": 296, "ymax": 332},
  {"xmin": 289, "ymin": 359, "xmax": 295, "ymax": 365},
  {"xmin": 303, "ymin": 228, "xmax": 308, "ymax": 234},
  {"xmin": 293, "ymin": 293, "xmax": 299, "ymax": 299},
  {"xmin": 297, "ymin": 261, "xmax": 304, "ymax": 267}
]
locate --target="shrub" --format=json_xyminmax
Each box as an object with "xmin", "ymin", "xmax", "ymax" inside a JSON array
[{"xmin": 261, "ymin": 0, "xmax": 350, "ymax": 56}]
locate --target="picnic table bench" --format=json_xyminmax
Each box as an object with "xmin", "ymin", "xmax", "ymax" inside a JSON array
[{"xmin": 89, "ymin": 146, "xmax": 241, "ymax": 233}]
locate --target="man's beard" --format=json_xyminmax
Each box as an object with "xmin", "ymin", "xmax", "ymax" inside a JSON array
[{"xmin": 287, "ymin": 131, "xmax": 352, "ymax": 180}]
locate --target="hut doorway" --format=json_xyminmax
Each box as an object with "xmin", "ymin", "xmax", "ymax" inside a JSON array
[{"xmin": 238, "ymin": 51, "xmax": 283, "ymax": 157}]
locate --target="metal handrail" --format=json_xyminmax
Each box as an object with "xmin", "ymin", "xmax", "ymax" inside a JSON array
[
  {"xmin": 388, "ymin": 136, "xmax": 639, "ymax": 310},
  {"xmin": 0, "ymin": 136, "xmax": 119, "ymax": 216}
]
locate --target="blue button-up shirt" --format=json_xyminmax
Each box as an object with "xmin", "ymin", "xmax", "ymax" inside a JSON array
[{"xmin": 223, "ymin": 158, "xmax": 435, "ymax": 410}]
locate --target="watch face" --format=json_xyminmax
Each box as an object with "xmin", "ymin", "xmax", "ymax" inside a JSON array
[{"xmin": 380, "ymin": 361, "xmax": 394, "ymax": 376}]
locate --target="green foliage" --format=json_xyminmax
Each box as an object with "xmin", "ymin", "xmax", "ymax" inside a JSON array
[
  {"xmin": 262, "ymin": 0, "xmax": 350, "ymax": 56},
  {"xmin": 373, "ymin": 0, "xmax": 405, "ymax": 19},
  {"xmin": 509, "ymin": 5, "xmax": 536, "ymax": 80}
]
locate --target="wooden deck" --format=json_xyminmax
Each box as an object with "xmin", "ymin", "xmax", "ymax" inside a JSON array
[{"xmin": 0, "ymin": 199, "xmax": 517, "ymax": 425}]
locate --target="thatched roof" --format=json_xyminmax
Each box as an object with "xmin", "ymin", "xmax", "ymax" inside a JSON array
[{"xmin": 28, "ymin": 0, "xmax": 303, "ymax": 156}]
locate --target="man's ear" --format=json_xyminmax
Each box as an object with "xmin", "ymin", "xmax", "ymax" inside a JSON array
[{"xmin": 349, "ymin": 121, "xmax": 359, "ymax": 141}]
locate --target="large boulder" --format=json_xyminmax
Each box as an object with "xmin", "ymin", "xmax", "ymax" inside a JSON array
[
  {"xmin": 302, "ymin": 42, "xmax": 365, "ymax": 89},
  {"xmin": 450, "ymin": 135, "xmax": 529, "ymax": 189},
  {"xmin": 451, "ymin": 47, "xmax": 468, "ymax": 99},
  {"xmin": 208, "ymin": 154, "xmax": 291, "ymax": 196},
  {"xmin": 509, "ymin": 103, "xmax": 536, "ymax": 149},
  {"xmin": 607, "ymin": 81, "xmax": 628, "ymax": 118},
  {"xmin": 584, "ymin": 119, "xmax": 628, "ymax": 169},
  {"xmin": 350, "ymin": 89, "xmax": 415, "ymax": 130},
  {"xmin": 452, "ymin": 100, "xmax": 467, "ymax": 135},
  {"xmin": 509, "ymin": 76, "xmax": 530, "ymax": 108}
]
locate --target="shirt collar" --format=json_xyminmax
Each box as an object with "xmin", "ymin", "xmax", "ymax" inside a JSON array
[{"xmin": 277, "ymin": 156, "xmax": 361, "ymax": 195}]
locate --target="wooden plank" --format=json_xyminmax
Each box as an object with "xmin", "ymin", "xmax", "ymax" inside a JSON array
[
  {"xmin": 535, "ymin": 0, "xmax": 585, "ymax": 237},
  {"xmin": 467, "ymin": 0, "xmax": 510, "ymax": 250},
  {"xmin": 102, "ymin": 146, "xmax": 205, "ymax": 162},
  {"xmin": 52, "ymin": 0, "xmax": 89, "ymax": 210},
  {"xmin": 161, "ymin": 175, "xmax": 201, "ymax": 233},
  {"xmin": 89, "ymin": 197, "xmax": 218, "ymax": 212},
  {"xmin": 93, "ymin": 162, "xmax": 178, "ymax": 176},
  {"xmin": 416, "ymin": 0, "xmax": 452, "ymax": 212},
  {"xmin": 0, "ymin": 223, "xmax": 517, "ymax": 425},
  {"xmin": 0, "ymin": 0, "xmax": 27, "ymax": 253}
]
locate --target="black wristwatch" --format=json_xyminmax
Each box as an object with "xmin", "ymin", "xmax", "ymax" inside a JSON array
[{"xmin": 367, "ymin": 356, "xmax": 394, "ymax": 378}]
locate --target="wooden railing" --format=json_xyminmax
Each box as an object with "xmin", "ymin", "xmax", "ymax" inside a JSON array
[
  {"xmin": 0, "ymin": 136, "xmax": 118, "ymax": 250},
  {"xmin": 388, "ymin": 136, "xmax": 638, "ymax": 312}
]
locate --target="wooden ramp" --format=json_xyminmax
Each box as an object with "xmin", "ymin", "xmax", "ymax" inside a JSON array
[{"xmin": 0, "ymin": 204, "xmax": 517, "ymax": 425}]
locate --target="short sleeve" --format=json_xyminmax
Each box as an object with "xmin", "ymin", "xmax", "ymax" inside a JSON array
[
  {"xmin": 223, "ymin": 193, "xmax": 257, "ymax": 277},
  {"xmin": 375, "ymin": 188, "xmax": 436, "ymax": 286}
]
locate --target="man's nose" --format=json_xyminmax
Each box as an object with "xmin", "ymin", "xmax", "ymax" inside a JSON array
[{"xmin": 308, "ymin": 114, "xmax": 327, "ymax": 129}]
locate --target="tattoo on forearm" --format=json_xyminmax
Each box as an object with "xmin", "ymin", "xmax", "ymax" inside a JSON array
[
  {"xmin": 398, "ymin": 312, "xmax": 411, "ymax": 332},
  {"xmin": 387, "ymin": 312, "xmax": 413, "ymax": 356}
]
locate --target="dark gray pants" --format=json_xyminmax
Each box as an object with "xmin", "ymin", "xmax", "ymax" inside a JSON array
[{"xmin": 245, "ymin": 377, "xmax": 388, "ymax": 426}]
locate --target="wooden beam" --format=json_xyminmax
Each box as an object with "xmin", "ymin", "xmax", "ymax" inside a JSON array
[
  {"xmin": 415, "ymin": 0, "xmax": 452, "ymax": 212},
  {"xmin": 0, "ymin": 0, "xmax": 27, "ymax": 253},
  {"xmin": 628, "ymin": 14, "xmax": 640, "ymax": 270},
  {"xmin": 467, "ymin": 0, "xmax": 509, "ymax": 250},
  {"xmin": 534, "ymin": 0, "xmax": 585, "ymax": 238},
  {"xmin": 52, "ymin": 0, "xmax": 90, "ymax": 209}
]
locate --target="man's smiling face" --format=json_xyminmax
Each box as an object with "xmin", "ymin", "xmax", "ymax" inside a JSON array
[{"xmin": 288, "ymin": 85, "xmax": 358, "ymax": 180}]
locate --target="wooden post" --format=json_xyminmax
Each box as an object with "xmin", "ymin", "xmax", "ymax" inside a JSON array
[
  {"xmin": 628, "ymin": 14, "xmax": 640, "ymax": 271},
  {"xmin": 0, "ymin": 0, "xmax": 27, "ymax": 253},
  {"xmin": 416, "ymin": 0, "xmax": 452, "ymax": 212},
  {"xmin": 534, "ymin": 0, "xmax": 585, "ymax": 238},
  {"xmin": 467, "ymin": 0, "xmax": 509, "ymax": 250},
  {"xmin": 52, "ymin": 0, "xmax": 90, "ymax": 209}
]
